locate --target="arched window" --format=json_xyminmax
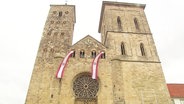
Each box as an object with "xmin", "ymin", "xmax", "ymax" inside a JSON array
[
  {"xmin": 101, "ymin": 52, "xmax": 106, "ymax": 59},
  {"xmin": 140, "ymin": 43, "xmax": 145, "ymax": 56},
  {"xmin": 121, "ymin": 42, "xmax": 126, "ymax": 55},
  {"xmin": 134, "ymin": 18, "xmax": 139, "ymax": 30},
  {"xmin": 58, "ymin": 11, "xmax": 62, "ymax": 17},
  {"xmin": 47, "ymin": 29, "xmax": 53, "ymax": 36},
  {"xmin": 51, "ymin": 94, "xmax": 53, "ymax": 98},
  {"xmin": 80, "ymin": 50, "xmax": 85, "ymax": 58},
  {"xmin": 50, "ymin": 48, "xmax": 54, "ymax": 53},
  {"xmin": 91, "ymin": 50, "xmax": 96, "ymax": 58},
  {"xmin": 117, "ymin": 16, "xmax": 122, "ymax": 31},
  {"xmin": 53, "ymin": 32, "xmax": 58, "ymax": 40},
  {"xmin": 43, "ymin": 48, "xmax": 47, "ymax": 52},
  {"xmin": 71, "ymin": 50, "xmax": 75, "ymax": 58}
]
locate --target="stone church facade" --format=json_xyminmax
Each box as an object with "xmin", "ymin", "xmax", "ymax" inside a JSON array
[{"xmin": 25, "ymin": 1, "xmax": 171, "ymax": 104}]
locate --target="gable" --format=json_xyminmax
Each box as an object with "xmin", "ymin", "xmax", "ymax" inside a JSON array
[
  {"xmin": 67, "ymin": 35, "xmax": 106, "ymax": 59},
  {"xmin": 70, "ymin": 35, "xmax": 106, "ymax": 51}
]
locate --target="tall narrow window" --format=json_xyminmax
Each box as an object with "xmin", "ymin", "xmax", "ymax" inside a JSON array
[
  {"xmin": 80, "ymin": 50, "xmax": 85, "ymax": 58},
  {"xmin": 91, "ymin": 50, "xmax": 96, "ymax": 58},
  {"xmin": 51, "ymin": 94, "xmax": 53, "ymax": 98},
  {"xmin": 101, "ymin": 52, "xmax": 106, "ymax": 59},
  {"xmin": 71, "ymin": 51, "xmax": 75, "ymax": 58},
  {"xmin": 140, "ymin": 43, "xmax": 145, "ymax": 56},
  {"xmin": 134, "ymin": 18, "xmax": 139, "ymax": 30},
  {"xmin": 121, "ymin": 42, "xmax": 126, "ymax": 55},
  {"xmin": 58, "ymin": 11, "xmax": 62, "ymax": 17},
  {"xmin": 117, "ymin": 16, "xmax": 122, "ymax": 31}
]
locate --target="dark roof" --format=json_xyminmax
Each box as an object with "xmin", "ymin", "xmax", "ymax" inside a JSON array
[{"xmin": 167, "ymin": 84, "xmax": 184, "ymax": 98}]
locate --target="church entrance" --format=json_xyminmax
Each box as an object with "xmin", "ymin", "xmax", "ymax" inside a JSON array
[{"xmin": 73, "ymin": 73, "xmax": 99, "ymax": 104}]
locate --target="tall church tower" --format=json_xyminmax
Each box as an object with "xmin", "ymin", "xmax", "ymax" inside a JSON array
[
  {"xmin": 25, "ymin": 1, "xmax": 171, "ymax": 104},
  {"xmin": 98, "ymin": 1, "xmax": 171, "ymax": 104}
]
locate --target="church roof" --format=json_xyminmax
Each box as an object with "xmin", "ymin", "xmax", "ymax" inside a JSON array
[{"xmin": 167, "ymin": 84, "xmax": 184, "ymax": 98}]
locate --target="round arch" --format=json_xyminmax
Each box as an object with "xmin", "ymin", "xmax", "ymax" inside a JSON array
[{"xmin": 72, "ymin": 72, "xmax": 99, "ymax": 104}]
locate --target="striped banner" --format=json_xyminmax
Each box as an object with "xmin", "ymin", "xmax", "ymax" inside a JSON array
[
  {"xmin": 56, "ymin": 51, "xmax": 74, "ymax": 78},
  {"xmin": 92, "ymin": 52, "xmax": 104, "ymax": 79}
]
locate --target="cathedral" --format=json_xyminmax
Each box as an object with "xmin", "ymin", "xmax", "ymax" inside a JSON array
[{"xmin": 25, "ymin": 1, "xmax": 172, "ymax": 104}]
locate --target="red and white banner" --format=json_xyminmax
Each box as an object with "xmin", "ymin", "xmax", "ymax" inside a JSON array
[
  {"xmin": 92, "ymin": 52, "xmax": 104, "ymax": 79},
  {"xmin": 56, "ymin": 51, "xmax": 74, "ymax": 78}
]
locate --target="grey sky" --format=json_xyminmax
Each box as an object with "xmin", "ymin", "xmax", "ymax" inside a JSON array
[{"xmin": 0, "ymin": 0, "xmax": 184, "ymax": 103}]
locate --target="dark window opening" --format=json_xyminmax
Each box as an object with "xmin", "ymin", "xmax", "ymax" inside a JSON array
[
  {"xmin": 60, "ymin": 32, "xmax": 64, "ymax": 38},
  {"xmin": 53, "ymin": 32, "xmax": 58, "ymax": 40},
  {"xmin": 117, "ymin": 16, "xmax": 122, "ymax": 31},
  {"xmin": 134, "ymin": 18, "xmax": 139, "ymax": 30},
  {"xmin": 71, "ymin": 51, "xmax": 75, "ymax": 58},
  {"xmin": 58, "ymin": 11, "xmax": 62, "ymax": 17},
  {"xmin": 51, "ymin": 94, "xmax": 53, "ymax": 98},
  {"xmin": 50, "ymin": 48, "xmax": 54, "ymax": 53},
  {"xmin": 140, "ymin": 43, "xmax": 145, "ymax": 56},
  {"xmin": 65, "ymin": 11, "xmax": 69, "ymax": 14},
  {"xmin": 80, "ymin": 50, "xmax": 85, "ymax": 58},
  {"xmin": 50, "ymin": 21, "xmax": 54, "ymax": 24},
  {"xmin": 53, "ymin": 11, "xmax": 57, "ymax": 14},
  {"xmin": 101, "ymin": 52, "xmax": 105, "ymax": 59},
  {"xmin": 61, "ymin": 32, "xmax": 64, "ymax": 35},
  {"xmin": 63, "ymin": 21, "xmax": 66, "ymax": 24},
  {"xmin": 47, "ymin": 29, "xmax": 53, "ymax": 36},
  {"xmin": 91, "ymin": 50, "xmax": 96, "ymax": 58},
  {"xmin": 43, "ymin": 48, "xmax": 47, "ymax": 52},
  {"xmin": 121, "ymin": 42, "xmax": 126, "ymax": 55}
]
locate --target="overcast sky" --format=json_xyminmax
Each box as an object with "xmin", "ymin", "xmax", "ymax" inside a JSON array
[{"xmin": 0, "ymin": 0, "xmax": 184, "ymax": 104}]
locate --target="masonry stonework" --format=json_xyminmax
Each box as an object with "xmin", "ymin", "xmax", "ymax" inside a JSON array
[{"xmin": 25, "ymin": 1, "xmax": 171, "ymax": 104}]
